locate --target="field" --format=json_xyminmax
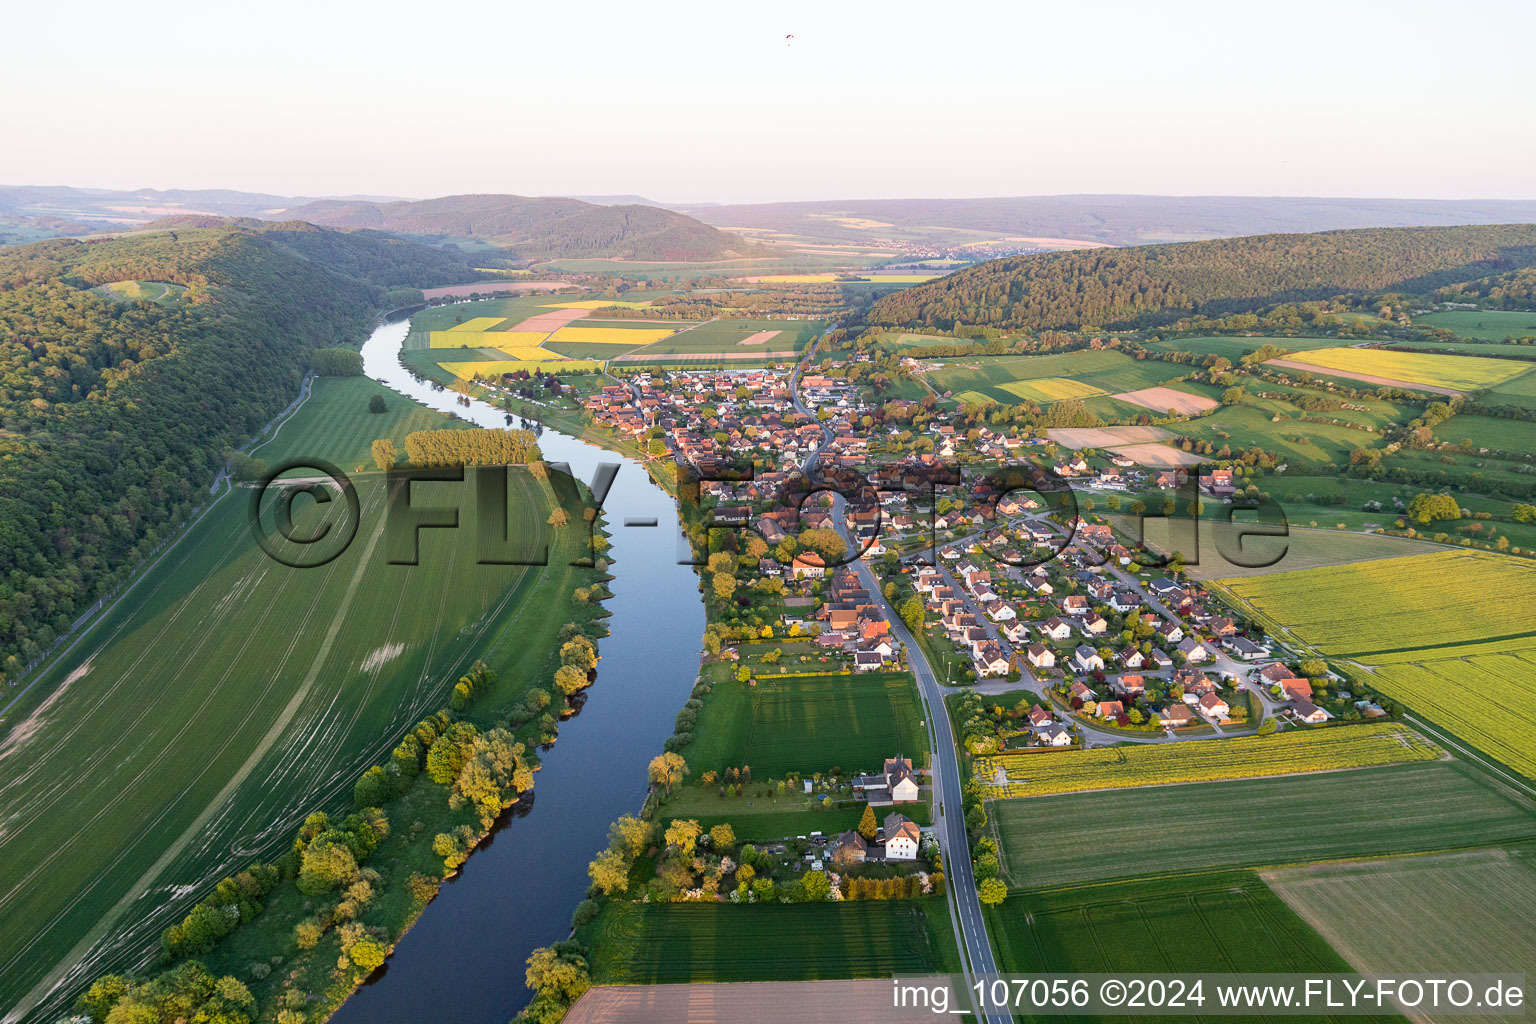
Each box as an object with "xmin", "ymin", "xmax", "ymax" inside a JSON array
[
  {"xmin": 1114, "ymin": 384, "xmax": 1219, "ymax": 414},
  {"xmin": 1101, "ymin": 442, "xmax": 1207, "ymax": 467},
  {"xmin": 987, "ymin": 871, "xmax": 1375, "ymax": 1009},
  {"xmin": 1360, "ymin": 640, "xmax": 1536, "ymax": 782},
  {"xmin": 547, "ymin": 325, "xmax": 677, "ymax": 346},
  {"xmin": 629, "ymin": 318, "xmax": 825, "ymax": 356},
  {"xmin": 0, "ymin": 379, "xmax": 584, "ymax": 1015},
  {"xmin": 1433, "ymin": 413, "xmax": 1536, "ymax": 451},
  {"xmin": 977, "ymin": 723, "xmax": 1438, "ymax": 798},
  {"xmin": 584, "ymin": 900, "xmax": 960, "ymax": 984},
  {"xmin": 988, "ymin": 761, "xmax": 1536, "ymax": 889},
  {"xmin": 1146, "ymin": 335, "xmax": 1341, "ymax": 359},
  {"xmin": 441, "ymin": 358, "xmax": 603, "ymax": 378},
  {"xmin": 1046, "ymin": 425, "xmax": 1171, "ymax": 448},
  {"xmin": 1416, "ymin": 309, "xmax": 1536, "ymax": 341},
  {"xmin": 924, "ymin": 350, "xmax": 1180, "ymax": 406},
  {"xmin": 1129, "ymin": 519, "xmax": 1444, "ymax": 580},
  {"xmin": 1264, "ymin": 847, "xmax": 1536, "ymax": 1023},
  {"xmin": 1490, "ymin": 366, "xmax": 1536, "ymax": 408},
  {"xmin": 1214, "ymin": 549, "xmax": 1536, "ymax": 655},
  {"xmin": 90, "ymin": 279, "xmax": 188, "ymax": 304},
  {"xmin": 1271, "ymin": 346, "xmax": 1532, "ymax": 391},
  {"xmin": 678, "ymin": 670, "xmax": 927, "ymax": 780},
  {"xmin": 994, "ymin": 377, "xmax": 1106, "ymax": 403}
]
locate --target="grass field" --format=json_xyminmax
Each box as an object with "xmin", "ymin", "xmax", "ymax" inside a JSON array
[
  {"xmin": 1359, "ymin": 640, "xmax": 1536, "ymax": 782},
  {"xmin": 679, "ymin": 670, "xmax": 927, "ymax": 780},
  {"xmin": 90, "ymin": 280, "xmax": 188, "ymax": 305},
  {"xmin": 988, "ymin": 761, "xmax": 1536, "ymax": 889},
  {"xmin": 1416, "ymin": 309, "xmax": 1536, "ymax": 341},
  {"xmin": 976, "ymin": 724, "xmax": 1440, "ymax": 799},
  {"xmin": 631, "ymin": 318, "xmax": 825, "ymax": 355},
  {"xmin": 584, "ymin": 900, "xmax": 960, "ymax": 984},
  {"xmin": 1215, "ymin": 549, "xmax": 1536, "ymax": 655},
  {"xmin": 1279, "ymin": 346, "xmax": 1533, "ymax": 390},
  {"xmin": 0, "ymin": 379, "xmax": 584, "ymax": 1015},
  {"xmin": 1128, "ymin": 517, "xmax": 1445, "ymax": 580},
  {"xmin": 925, "ymin": 350, "xmax": 1180, "ymax": 406},
  {"xmin": 1433, "ymin": 413, "xmax": 1536, "ymax": 451},
  {"xmin": 654, "ymin": 786, "xmax": 932, "ymax": 843},
  {"xmin": 1172, "ymin": 401, "xmax": 1391, "ymax": 466},
  {"xmin": 987, "ymin": 870, "xmax": 1380, "ymax": 1017},
  {"xmin": 1264, "ymin": 847, "xmax": 1536, "ymax": 1022},
  {"xmin": 1489, "ymin": 366, "xmax": 1536, "ymax": 407},
  {"xmin": 995, "ymin": 377, "xmax": 1107, "ymax": 402},
  {"xmin": 1147, "ymin": 335, "xmax": 1340, "ymax": 359}
]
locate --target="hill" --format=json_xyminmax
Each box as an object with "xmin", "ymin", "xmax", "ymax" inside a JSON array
[
  {"xmin": 685, "ymin": 195, "xmax": 1536, "ymax": 249},
  {"xmin": 867, "ymin": 223, "xmax": 1536, "ymax": 331},
  {"xmin": 0, "ymin": 224, "xmax": 466, "ymax": 680},
  {"xmin": 276, "ymin": 193, "xmax": 754, "ymax": 261}
]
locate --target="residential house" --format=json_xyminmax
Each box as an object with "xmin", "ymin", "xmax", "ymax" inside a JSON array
[
  {"xmin": 1073, "ymin": 645, "xmax": 1105, "ymax": 673},
  {"xmin": 1026, "ymin": 643, "xmax": 1057, "ymax": 669},
  {"xmin": 882, "ymin": 813, "xmax": 921, "ymax": 861}
]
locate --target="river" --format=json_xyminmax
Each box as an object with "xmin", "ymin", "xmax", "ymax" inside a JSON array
[{"xmin": 332, "ymin": 319, "xmax": 703, "ymax": 1023}]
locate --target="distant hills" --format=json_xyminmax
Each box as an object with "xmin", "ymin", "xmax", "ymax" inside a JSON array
[
  {"xmin": 271, "ymin": 194, "xmax": 755, "ymax": 261},
  {"xmin": 868, "ymin": 223, "xmax": 1536, "ymax": 331},
  {"xmin": 682, "ymin": 195, "xmax": 1536, "ymax": 250}
]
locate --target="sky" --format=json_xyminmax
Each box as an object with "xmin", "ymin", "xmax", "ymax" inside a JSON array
[{"xmin": 4, "ymin": 0, "xmax": 1534, "ymax": 204}]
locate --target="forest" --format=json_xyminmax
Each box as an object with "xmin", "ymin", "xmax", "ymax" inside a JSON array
[
  {"xmin": 0, "ymin": 224, "xmax": 473, "ymax": 681},
  {"xmin": 868, "ymin": 224, "xmax": 1536, "ymax": 330}
]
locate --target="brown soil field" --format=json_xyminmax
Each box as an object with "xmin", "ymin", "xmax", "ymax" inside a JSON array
[
  {"xmin": 738, "ymin": 330, "xmax": 782, "ymax": 346},
  {"xmin": 1114, "ymin": 386, "xmax": 1220, "ymax": 414},
  {"xmin": 1104, "ymin": 443, "xmax": 1208, "ymax": 467},
  {"xmin": 511, "ymin": 308, "xmax": 591, "ymax": 332},
  {"xmin": 1048, "ymin": 425, "xmax": 1172, "ymax": 448}
]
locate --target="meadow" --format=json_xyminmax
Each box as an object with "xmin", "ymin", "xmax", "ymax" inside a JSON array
[
  {"xmin": 1173, "ymin": 401, "xmax": 1378, "ymax": 466},
  {"xmin": 1362, "ymin": 640, "xmax": 1536, "ymax": 782},
  {"xmin": 1129, "ymin": 517, "xmax": 1444, "ymax": 580},
  {"xmin": 1214, "ymin": 549, "xmax": 1536, "ymax": 655},
  {"xmin": 679, "ymin": 670, "xmax": 927, "ymax": 780},
  {"xmin": 584, "ymin": 900, "xmax": 961, "ymax": 984},
  {"xmin": 631, "ymin": 317, "xmax": 825, "ymax": 355},
  {"xmin": 989, "ymin": 761, "xmax": 1536, "ymax": 889},
  {"xmin": 0, "ymin": 380, "xmax": 585, "ymax": 1014},
  {"xmin": 1146, "ymin": 335, "xmax": 1340, "ymax": 359},
  {"xmin": 1264, "ymin": 846, "xmax": 1536, "ymax": 1017},
  {"xmin": 90, "ymin": 280, "xmax": 188, "ymax": 305},
  {"xmin": 986, "ymin": 871, "xmax": 1374, "ymax": 1005},
  {"xmin": 1416, "ymin": 309, "xmax": 1536, "ymax": 341},
  {"xmin": 924, "ymin": 350, "xmax": 1180, "ymax": 406},
  {"xmin": 976, "ymin": 723, "xmax": 1440, "ymax": 798},
  {"xmin": 1277, "ymin": 346, "xmax": 1532, "ymax": 391},
  {"xmin": 1433, "ymin": 413, "xmax": 1536, "ymax": 451}
]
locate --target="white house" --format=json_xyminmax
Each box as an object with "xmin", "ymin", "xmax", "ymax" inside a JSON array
[
  {"xmin": 882, "ymin": 813, "xmax": 921, "ymax": 861},
  {"xmin": 1073, "ymin": 645, "xmax": 1105, "ymax": 673}
]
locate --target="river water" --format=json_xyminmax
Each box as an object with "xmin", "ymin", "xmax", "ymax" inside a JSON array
[{"xmin": 332, "ymin": 320, "xmax": 702, "ymax": 1023}]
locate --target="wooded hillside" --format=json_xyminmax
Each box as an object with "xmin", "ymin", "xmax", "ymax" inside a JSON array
[
  {"xmin": 869, "ymin": 224, "xmax": 1536, "ymax": 330},
  {"xmin": 0, "ymin": 225, "xmax": 461, "ymax": 679},
  {"xmin": 280, "ymin": 194, "xmax": 753, "ymax": 261}
]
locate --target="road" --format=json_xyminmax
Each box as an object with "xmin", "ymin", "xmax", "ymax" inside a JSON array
[{"xmin": 789, "ymin": 337, "xmax": 1010, "ymax": 1023}]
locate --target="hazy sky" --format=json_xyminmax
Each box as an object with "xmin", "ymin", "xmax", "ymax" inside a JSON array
[{"xmin": 5, "ymin": 0, "xmax": 1533, "ymax": 204}]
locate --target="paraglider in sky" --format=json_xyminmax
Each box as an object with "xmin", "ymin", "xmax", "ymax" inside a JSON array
[{"xmin": 785, "ymin": 33, "xmax": 795, "ymax": 46}]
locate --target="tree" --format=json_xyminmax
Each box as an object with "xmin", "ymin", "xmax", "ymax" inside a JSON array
[
  {"xmin": 801, "ymin": 869, "xmax": 831, "ymax": 901},
  {"xmin": 712, "ymin": 572, "xmax": 737, "ymax": 600},
  {"xmin": 1257, "ymin": 717, "xmax": 1278, "ymax": 736},
  {"xmin": 978, "ymin": 877, "xmax": 1008, "ymax": 905},
  {"xmin": 588, "ymin": 848, "xmax": 630, "ymax": 895},
  {"xmin": 709, "ymin": 823, "xmax": 736, "ymax": 850},
  {"xmin": 548, "ymin": 507, "xmax": 571, "ymax": 528},
  {"xmin": 370, "ymin": 438, "xmax": 396, "ymax": 472},
  {"xmin": 648, "ymin": 752, "xmax": 686, "ymax": 795},
  {"xmin": 664, "ymin": 818, "xmax": 702, "ymax": 856},
  {"xmin": 1407, "ymin": 492, "xmax": 1459, "ymax": 524},
  {"xmin": 857, "ymin": 804, "xmax": 879, "ymax": 841},
  {"xmin": 369, "ymin": 394, "xmax": 388, "ymax": 414},
  {"xmin": 609, "ymin": 815, "xmax": 652, "ymax": 858}
]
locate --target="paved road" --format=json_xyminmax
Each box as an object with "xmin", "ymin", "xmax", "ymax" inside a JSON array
[{"xmin": 789, "ymin": 342, "xmax": 1010, "ymax": 1023}]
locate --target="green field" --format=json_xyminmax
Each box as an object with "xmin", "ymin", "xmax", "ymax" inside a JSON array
[
  {"xmin": 585, "ymin": 900, "xmax": 961, "ymax": 984},
  {"xmin": 0, "ymin": 379, "xmax": 583, "ymax": 1014},
  {"xmin": 1433, "ymin": 413, "xmax": 1536, "ymax": 452},
  {"xmin": 90, "ymin": 279, "xmax": 188, "ymax": 305},
  {"xmin": 654, "ymin": 785, "xmax": 932, "ymax": 842},
  {"xmin": 1278, "ymin": 346, "xmax": 1533, "ymax": 391},
  {"xmin": 629, "ymin": 318, "xmax": 825, "ymax": 355},
  {"xmin": 977, "ymin": 724, "xmax": 1439, "ymax": 799},
  {"xmin": 1215, "ymin": 549, "xmax": 1536, "ymax": 655},
  {"xmin": 1130, "ymin": 517, "xmax": 1445, "ymax": 580},
  {"xmin": 1264, "ymin": 846, "xmax": 1536, "ymax": 1019},
  {"xmin": 1147, "ymin": 335, "xmax": 1341, "ymax": 359},
  {"xmin": 987, "ymin": 871, "xmax": 1385, "ymax": 1020},
  {"xmin": 1173, "ymin": 401, "xmax": 1379, "ymax": 466},
  {"xmin": 1416, "ymin": 309, "xmax": 1536, "ymax": 341},
  {"xmin": 1489, "ymin": 365, "xmax": 1536, "ymax": 407},
  {"xmin": 925, "ymin": 350, "xmax": 1180, "ymax": 405},
  {"xmin": 989, "ymin": 761, "xmax": 1536, "ymax": 889},
  {"xmin": 678, "ymin": 670, "xmax": 927, "ymax": 780}
]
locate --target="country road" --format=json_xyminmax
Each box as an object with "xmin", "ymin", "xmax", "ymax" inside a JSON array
[{"xmin": 789, "ymin": 335, "xmax": 1010, "ymax": 1024}]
